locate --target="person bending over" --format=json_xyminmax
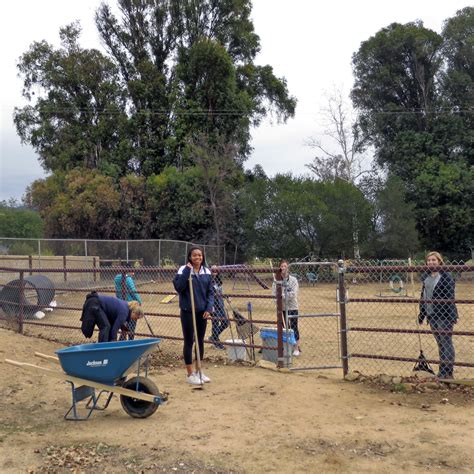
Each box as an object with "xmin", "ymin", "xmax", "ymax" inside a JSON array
[{"xmin": 81, "ymin": 292, "xmax": 143, "ymax": 342}]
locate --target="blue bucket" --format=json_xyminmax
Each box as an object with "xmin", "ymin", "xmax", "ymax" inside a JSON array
[{"xmin": 56, "ymin": 338, "xmax": 161, "ymax": 385}]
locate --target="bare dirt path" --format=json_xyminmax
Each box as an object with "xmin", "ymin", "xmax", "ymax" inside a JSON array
[{"xmin": 0, "ymin": 328, "xmax": 473, "ymax": 473}]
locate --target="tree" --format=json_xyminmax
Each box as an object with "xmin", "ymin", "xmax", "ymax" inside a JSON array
[
  {"xmin": 369, "ymin": 175, "xmax": 420, "ymax": 258},
  {"xmin": 189, "ymin": 134, "xmax": 243, "ymax": 259},
  {"xmin": 351, "ymin": 21, "xmax": 444, "ymax": 177},
  {"xmin": 0, "ymin": 201, "xmax": 43, "ymax": 239},
  {"xmin": 26, "ymin": 170, "xmax": 121, "ymax": 238},
  {"xmin": 440, "ymin": 7, "xmax": 474, "ymax": 165},
  {"xmin": 239, "ymin": 174, "xmax": 372, "ymax": 259},
  {"xmin": 94, "ymin": 0, "xmax": 296, "ymax": 174},
  {"xmin": 146, "ymin": 166, "xmax": 208, "ymax": 242},
  {"xmin": 14, "ymin": 23, "xmax": 131, "ymax": 177},
  {"xmin": 15, "ymin": 1, "xmax": 296, "ymax": 246},
  {"xmin": 351, "ymin": 15, "xmax": 473, "ymax": 257},
  {"xmin": 306, "ymin": 88, "xmax": 371, "ymax": 183}
]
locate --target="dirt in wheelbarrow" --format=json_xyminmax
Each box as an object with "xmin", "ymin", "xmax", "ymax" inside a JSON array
[{"xmin": 0, "ymin": 328, "xmax": 473, "ymax": 473}]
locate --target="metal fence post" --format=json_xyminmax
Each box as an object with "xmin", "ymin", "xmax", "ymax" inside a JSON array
[
  {"xmin": 121, "ymin": 270, "xmax": 127, "ymax": 300},
  {"xmin": 28, "ymin": 255, "xmax": 33, "ymax": 276},
  {"xmin": 275, "ymin": 267, "xmax": 284, "ymax": 368},
  {"xmin": 19, "ymin": 270, "xmax": 25, "ymax": 335},
  {"xmin": 337, "ymin": 260, "xmax": 349, "ymax": 376},
  {"xmin": 93, "ymin": 257, "xmax": 97, "ymax": 282},
  {"xmin": 63, "ymin": 255, "xmax": 67, "ymax": 281}
]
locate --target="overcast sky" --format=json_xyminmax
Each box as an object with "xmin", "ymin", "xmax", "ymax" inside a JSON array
[{"xmin": 0, "ymin": 0, "xmax": 468, "ymax": 201}]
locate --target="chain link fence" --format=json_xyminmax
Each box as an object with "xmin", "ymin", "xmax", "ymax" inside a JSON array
[
  {"xmin": 284, "ymin": 262, "xmax": 342, "ymax": 371},
  {"xmin": 0, "ymin": 238, "xmax": 226, "ymax": 267},
  {"xmin": 344, "ymin": 260, "xmax": 474, "ymax": 379},
  {"xmin": 0, "ymin": 265, "xmax": 280, "ymax": 365},
  {"xmin": 1, "ymin": 258, "xmax": 473, "ymax": 379}
]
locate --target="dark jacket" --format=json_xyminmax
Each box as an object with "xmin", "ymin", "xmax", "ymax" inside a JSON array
[
  {"xmin": 212, "ymin": 275, "xmax": 225, "ymax": 315},
  {"xmin": 97, "ymin": 295, "xmax": 131, "ymax": 341},
  {"xmin": 173, "ymin": 265, "xmax": 214, "ymax": 313},
  {"xmin": 419, "ymin": 271, "xmax": 458, "ymax": 324}
]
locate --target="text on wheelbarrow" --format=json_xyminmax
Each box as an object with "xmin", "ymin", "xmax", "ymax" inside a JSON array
[{"xmin": 86, "ymin": 359, "xmax": 109, "ymax": 367}]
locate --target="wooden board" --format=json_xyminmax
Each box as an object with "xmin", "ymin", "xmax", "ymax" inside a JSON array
[{"xmin": 160, "ymin": 294, "xmax": 177, "ymax": 304}]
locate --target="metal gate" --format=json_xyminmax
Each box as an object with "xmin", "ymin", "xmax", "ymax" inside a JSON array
[{"xmin": 283, "ymin": 262, "xmax": 346, "ymax": 372}]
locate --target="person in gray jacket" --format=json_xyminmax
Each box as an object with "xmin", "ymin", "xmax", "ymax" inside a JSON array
[
  {"xmin": 272, "ymin": 260, "xmax": 302, "ymax": 356},
  {"xmin": 418, "ymin": 251, "xmax": 458, "ymax": 379}
]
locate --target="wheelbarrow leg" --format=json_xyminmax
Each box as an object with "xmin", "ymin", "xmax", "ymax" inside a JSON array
[
  {"xmin": 64, "ymin": 382, "xmax": 109, "ymax": 421},
  {"xmin": 85, "ymin": 390, "xmax": 114, "ymax": 412}
]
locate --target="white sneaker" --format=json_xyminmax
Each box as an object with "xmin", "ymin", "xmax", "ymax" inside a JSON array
[
  {"xmin": 186, "ymin": 373, "xmax": 203, "ymax": 385},
  {"xmin": 293, "ymin": 349, "xmax": 300, "ymax": 356},
  {"xmin": 199, "ymin": 372, "xmax": 211, "ymax": 383}
]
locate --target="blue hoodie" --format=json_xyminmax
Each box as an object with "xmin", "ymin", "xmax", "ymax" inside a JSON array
[
  {"xmin": 98, "ymin": 295, "xmax": 131, "ymax": 341},
  {"xmin": 114, "ymin": 274, "xmax": 142, "ymax": 304},
  {"xmin": 173, "ymin": 265, "xmax": 214, "ymax": 313}
]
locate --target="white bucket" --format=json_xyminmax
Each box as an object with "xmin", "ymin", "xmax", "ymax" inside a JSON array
[{"xmin": 225, "ymin": 339, "xmax": 247, "ymax": 361}]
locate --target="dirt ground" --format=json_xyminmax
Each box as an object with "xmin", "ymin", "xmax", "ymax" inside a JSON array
[{"xmin": 1, "ymin": 328, "xmax": 473, "ymax": 473}]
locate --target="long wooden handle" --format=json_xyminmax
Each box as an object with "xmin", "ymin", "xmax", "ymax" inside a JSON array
[
  {"xmin": 35, "ymin": 352, "xmax": 60, "ymax": 364},
  {"xmin": 4, "ymin": 359, "xmax": 164, "ymax": 403},
  {"xmin": 188, "ymin": 271, "xmax": 202, "ymax": 378}
]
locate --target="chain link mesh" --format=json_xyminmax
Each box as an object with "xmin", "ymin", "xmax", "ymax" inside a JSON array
[
  {"xmin": 1, "ymin": 257, "xmax": 473, "ymax": 379},
  {"xmin": 0, "ymin": 238, "xmax": 225, "ymax": 267},
  {"xmin": 285, "ymin": 262, "xmax": 342, "ymax": 370},
  {"xmin": 345, "ymin": 259, "xmax": 473, "ymax": 379},
  {"xmin": 0, "ymin": 265, "xmax": 278, "ymax": 365}
]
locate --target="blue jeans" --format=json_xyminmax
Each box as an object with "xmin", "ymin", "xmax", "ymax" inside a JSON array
[
  {"xmin": 429, "ymin": 318, "xmax": 455, "ymax": 378},
  {"xmin": 119, "ymin": 319, "xmax": 137, "ymax": 341}
]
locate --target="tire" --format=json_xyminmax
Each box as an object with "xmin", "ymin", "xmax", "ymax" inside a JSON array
[
  {"xmin": 120, "ymin": 376, "xmax": 160, "ymax": 419},
  {"xmin": 389, "ymin": 275, "xmax": 404, "ymax": 294}
]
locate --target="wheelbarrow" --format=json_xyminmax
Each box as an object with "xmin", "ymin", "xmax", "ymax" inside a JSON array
[{"xmin": 5, "ymin": 338, "xmax": 167, "ymax": 420}]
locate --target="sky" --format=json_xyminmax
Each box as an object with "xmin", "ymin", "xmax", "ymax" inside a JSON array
[{"xmin": 0, "ymin": 0, "xmax": 469, "ymax": 201}]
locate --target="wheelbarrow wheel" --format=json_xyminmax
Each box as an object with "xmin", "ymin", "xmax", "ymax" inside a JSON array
[{"xmin": 120, "ymin": 376, "xmax": 160, "ymax": 418}]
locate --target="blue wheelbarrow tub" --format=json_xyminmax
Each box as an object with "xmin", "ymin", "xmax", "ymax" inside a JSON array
[{"xmin": 55, "ymin": 338, "xmax": 161, "ymax": 385}]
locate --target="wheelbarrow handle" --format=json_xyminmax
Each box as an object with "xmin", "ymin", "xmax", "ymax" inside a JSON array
[{"xmin": 35, "ymin": 352, "xmax": 60, "ymax": 364}]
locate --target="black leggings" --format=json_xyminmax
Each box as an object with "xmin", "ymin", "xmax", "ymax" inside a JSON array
[
  {"xmin": 181, "ymin": 310, "xmax": 207, "ymax": 365},
  {"xmin": 284, "ymin": 309, "xmax": 300, "ymax": 342}
]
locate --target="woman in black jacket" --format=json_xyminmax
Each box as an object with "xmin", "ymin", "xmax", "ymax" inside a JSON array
[
  {"xmin": 418, "ymin": 251, "xmax": 458, "ymax": 379},
  {"xmin": 173, "ymin": 246, "xmax": 214, "ymax": 385}
]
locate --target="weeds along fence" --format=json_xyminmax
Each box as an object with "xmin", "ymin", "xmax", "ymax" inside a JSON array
[{"xmin": 0, "ymin": 261, "xmax": 473, "ymax": 379}]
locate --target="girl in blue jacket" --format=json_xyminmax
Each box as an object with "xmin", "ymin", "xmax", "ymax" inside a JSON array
[{"xmin": 173, "ymin": 246, "xmax": 214, "ymax": 385}]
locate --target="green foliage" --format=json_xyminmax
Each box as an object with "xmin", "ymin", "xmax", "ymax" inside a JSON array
[
  {"xmin": 26, "ymin": 170, "xmax": 121, "ymax": 238},
  {"xmin": 369, "ymin": 175, "xmax": 420, "ymax": 258},
  {"xmin": 146, "ymin": 166, "xmax": 208, "ymax": 242},
  {"xmin": 14, "ymin": 22, "xmax": 131, "ymax": 175},
  {"xmin": 93, "ymin": 0, "xmax": 295, "ymax": 174},
  {"xmin": 351, "ymin": 10, "xmax": 473, "ymax": 258},
  {"xmin": 15, "ymin": 1, "xmax": 295, "ymax": 178},
  {"xmin": 239, "ymin": 174, "xmax": 372, "ymax": 259},
  {"xmin": 0, "ymin": 202, "xmax": 43, "ymax": 238}
]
